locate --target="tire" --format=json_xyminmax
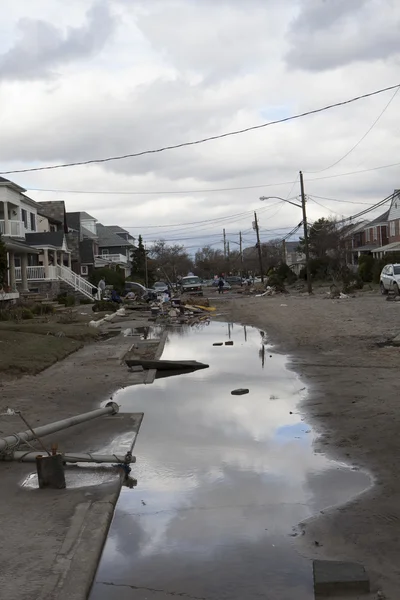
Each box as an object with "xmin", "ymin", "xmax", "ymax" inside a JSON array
[
  {"xmin": 380, "ymin": 282, "xmax": 388, "ymax": 295},
  {"xmin": 394, "ymin": 283, "xmax": 400, "ymax": 296}
]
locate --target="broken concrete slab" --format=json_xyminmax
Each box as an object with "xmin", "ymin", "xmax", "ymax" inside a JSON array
[
  {"xmin": 128, "ymin": 365, "xmax": 145, "ymax": 373},
  {"xmin": 225, "ymin": 341, "xmax": 234, "ymax": 346},
  {"xmin": 231, "ymin": 388, "xmax": 249, "ymax": 396},
  {"xmin": 313, "ymin": 560, "xmax": 370, "ymax": 595},
  {"xmin": 213, "ymin": 342, "xmax": 223, "ymax": 346}
]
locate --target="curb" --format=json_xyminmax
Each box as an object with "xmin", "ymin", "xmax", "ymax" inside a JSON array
[{"xmin": 39, "ymin": 485, "xmax": 122, "ymax": 600}]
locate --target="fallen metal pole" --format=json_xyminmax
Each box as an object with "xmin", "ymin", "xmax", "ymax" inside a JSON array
[
  {"xmin": 0, "ymin": 402, "xmax": 119, "ymax": 453},
  {"xmin": 3, "ymin": 452, "xmax": 135, "ymax": 464}
]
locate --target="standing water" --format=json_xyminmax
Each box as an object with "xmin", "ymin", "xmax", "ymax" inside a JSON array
[{"xmin": 90, "ymin": 321, "xmax": 370, "ymax": 600}]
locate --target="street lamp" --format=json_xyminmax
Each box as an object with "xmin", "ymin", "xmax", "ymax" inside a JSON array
[{"xmin": 260, "ymin": 179, "xmax": 312, "ymax": 294}]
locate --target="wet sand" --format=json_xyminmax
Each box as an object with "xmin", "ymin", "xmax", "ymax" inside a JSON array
[{"xmin": 221, "ymin": 292, "xmax": 400, "ymax": 598}]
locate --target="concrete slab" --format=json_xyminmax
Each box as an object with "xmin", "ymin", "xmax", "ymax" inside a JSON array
[{"xmin": 313, "ymin": 560, "xmax": 370, "ymax": 595}]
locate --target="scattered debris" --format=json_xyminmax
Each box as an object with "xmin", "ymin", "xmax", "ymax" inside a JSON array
[
  {"xmin": 225, "ymin": 341, "xmax": 234, "ymax": 346},
  {"xmin": 129, "ymin": 365, "xmax": 144, "ymax": 373},
  {"xmin": 231, "ymin": 388, "xmax": 249, "ymax": 395},
  {"xmin": 125, "ymin": 358, "xmax": 209, "ymax": 371},
  {"xmin": 213, "ymin": 342, "xmax": 223, "ymax": 346}
]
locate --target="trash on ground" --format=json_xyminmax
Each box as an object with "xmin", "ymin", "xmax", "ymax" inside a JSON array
[
  {"xmin": 225, "ymin": 341, "xmax": 234, "ymax": 346},
  {"xmin": 213, "ymin": 342, "xmax": 223, "ymax": 346},
  {"xmin": 125, "ymin": 358, "xmax": 209, "ymax": 372},
  {"xmin": 231, "ymin": 388, "xmax": 249, "ymax": 395}
]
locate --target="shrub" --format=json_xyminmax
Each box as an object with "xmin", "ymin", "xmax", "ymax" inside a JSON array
[
  {"xmin": 57, "ymin": 293, "xmax": 75, "ymax": 306},
  {"xmin": 31, "ymin": 303, "xmax": 54, "ymax": 315},
  {"xmin": 92, "ymin": 300, "xmax": 118, "ymax": 313}
]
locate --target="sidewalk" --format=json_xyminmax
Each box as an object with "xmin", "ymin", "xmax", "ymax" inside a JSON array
[{"xmin": 0, "ymin": 316, "xmax": 164, "ymax": 600}]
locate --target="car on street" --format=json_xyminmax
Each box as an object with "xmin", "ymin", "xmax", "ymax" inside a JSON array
[
  {"xmin": 180, "ymin": 276, "xmax": 203, "ymax": 295},
  {"xmin": 211, "ymin": 279, "xmax": 231, "ymax": 290},
  {"xmin": 153, "ymin": 281, "xmax": 169, "ymax": 294},
  {"xmin": 225, "ymin": 276, "xmax": 242, "ymax": 286},
  {"xmin": 380, "ymin": 263, "xmax": 400, "ymax": 295}
]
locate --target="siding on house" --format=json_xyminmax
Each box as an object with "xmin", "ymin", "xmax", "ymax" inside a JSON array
[{"xmin": 388, "ymin": 190, "xmax": 400, "ymax": 243}]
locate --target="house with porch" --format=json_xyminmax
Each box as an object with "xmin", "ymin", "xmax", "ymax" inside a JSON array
[
  {"xmin": 0, "ymin": 179, "xmax": 96, "ymax": 301},
  {"xmin": 95, "ymin": 223, "xmax": 134, "ymax": 277},
  {"xmin": 373, "ymin": 191, "xmax": 400, "ymax": 258}
]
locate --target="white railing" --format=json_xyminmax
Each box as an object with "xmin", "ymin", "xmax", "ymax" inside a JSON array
[
  {"xmin": 57, "ymin": 265, "xmax": 95, "ymax": 299},
  {"xmin": 15, "ymin": 266, "xmax": 58, "ymax": 281},
  {"xmin": 0, "ymin": 220, "xmax": 24, "ymax": 237},
  {"xmin": 95, "ymin": 253, "xmax": 128, "ymax": 264}
]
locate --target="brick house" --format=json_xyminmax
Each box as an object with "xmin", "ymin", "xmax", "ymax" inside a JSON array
[{"xmin": 373, "ymin": 191, "xmax": 400, "ymax": 258}]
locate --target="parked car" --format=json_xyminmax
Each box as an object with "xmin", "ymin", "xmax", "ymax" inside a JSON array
[
  {"xmin": 124, "ymin": 281, "xmax": 156, "ymax": 301},
  {"xmin": 211, "ymin": 279, "xmax": 231, "ymax": 290},
  {"xmin": 153, "ymin": 281, "xmax": 169, "ymax": 294},
  {"xmin": 380, "ymin": 263, "xmax": 400, "ymax": 295},
  {"xmin": 180, "ymin": 276, "xmax": 203, "ymax": 295},
  {"xmin": 225, "ymin": 276, "xmax": 242, "ymax": 286}
]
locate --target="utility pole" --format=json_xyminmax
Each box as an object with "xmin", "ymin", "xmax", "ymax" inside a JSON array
[
  {"xmin": 253, "ymin": 211, "xmax": 264, "ymax": 283},
  {"xmin": 223, "ymin": 229, "xmax": 227, "ymax": 258},
  {"xmin": 299, "ymin": 171, "xmax": 312, "ymax": 294},
  {"xmin": 227, "ymin": 241, "xmax": 230, "ymax": 274},
  {"xmin": 282, "ymin": 238, "xmax": 286, "ymax": 264},
  {"xmin": 239, "ymin": 231, "xmax": 243, "ymax": 280},
  {"xmin": 144, "ymin": 242, "xmax": 149, "ymax": 288}
]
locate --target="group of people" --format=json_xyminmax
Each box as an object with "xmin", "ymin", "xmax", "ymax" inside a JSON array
[{"xmin": 95, "ymin": 278, "xmax": 136, "ymax": 304}]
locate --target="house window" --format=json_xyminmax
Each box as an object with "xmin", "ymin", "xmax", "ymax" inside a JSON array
[
  {"xmin": 21, "ymin": 209, "xmax": 28, "ymax": 228},
  {"xmin": 30, "ymin": 212, "xmax": 36, "ymax": 231},
  {"xmin": 373, "ymin": 226, "xmax": 377, "ymax": 241},
  {"xmin": 50, "ymin": 224, "xmax": 57, "ymax": 232},
  {"xmin": 390, "ymin": 221, "xmax": 396, "ymax": 237},
  {"xmin": 81, "ymin": 265, "xmax": 89, "ymax": 276},
  {"xmin": 101, "ymin": 249, "xmax": 109, "ymax": 255}
]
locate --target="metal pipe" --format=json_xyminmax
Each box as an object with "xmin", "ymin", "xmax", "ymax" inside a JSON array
[
  {"xmin": 0, "ymin": 402, "xmax": 119, "ymax": 453},
  {"xmin": 3, "ymin": 452, "xmax": 135, "ymax": 464}
]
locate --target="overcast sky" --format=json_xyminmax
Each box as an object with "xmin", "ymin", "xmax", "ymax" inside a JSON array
[{"xmin": 1, "ymin": 0, "xmax": 399, "ymax": 250}]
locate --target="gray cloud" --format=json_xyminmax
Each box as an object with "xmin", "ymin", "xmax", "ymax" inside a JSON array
[
  {"xmin": 286, "ymin": 0, "xmax": 400, "ymax": 71},
  {"xmin": 0, "ymin": 1, "xmax": 117, "ymax": 80}
]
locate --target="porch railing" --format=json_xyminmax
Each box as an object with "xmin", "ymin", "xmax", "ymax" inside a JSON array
[
  {"xmin": 0, "ymin": 220, "xmax": 24, "ymax": 237},
  {"xmin": 57, "ymin": 265, "xmax": 95, "ymax": 299},
  {"xmin": 15, "ymin": 266, "xmax": 58, "ymax": 281}
]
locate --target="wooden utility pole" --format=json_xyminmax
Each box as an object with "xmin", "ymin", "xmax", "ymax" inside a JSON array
[
  {"xmin": 239, "ymin": 231, "xmax": 243, "ymax": 279},
  {"xmin": 300, "ymin": 171, "xmax": 312, "ymax": 294},
  {"xmin": 223, "ymin": 229, "xmax": 227, "ymax": 258},
  {"xmin": 254, "ymin": 211, "xmax": 264, "ymax": 283},
  {"xmin": 144, "ymin": 242, "xmax": 149, "ymax": 288},
  {"xmin": 282, "ymin": 238, "xmax": 286, "ymax": 264}
]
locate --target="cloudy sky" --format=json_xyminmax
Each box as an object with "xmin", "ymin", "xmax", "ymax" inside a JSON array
[{"xmin": 1, "ymin": 0, "xmax": 399, "ymax": 250}]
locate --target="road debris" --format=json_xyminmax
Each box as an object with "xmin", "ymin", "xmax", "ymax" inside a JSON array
[{"xmin": 231, "ymin": 388, "xmax": 249, "ymax": 395}]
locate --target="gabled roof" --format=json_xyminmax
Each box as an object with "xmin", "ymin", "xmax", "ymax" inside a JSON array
[
  {"xmin": 107, "ymin": 225, "xmax": 130, "ymax": 235},
  {"xmin": 36, "ymin": 201, "xmax": 68, "ymax": 232},
  {"xmin": 365, "ymin": 209, "xmax": 390, "ymax": 227},
  {"xmin": 96, "ymin": 223, "xmax": 133, "ymax": 247},
  {"xmin": 25, "ymin": 231, "xmax": 65, "ymax": 248},
  {"xmin": 0, "ymin": 176, "xmax": 26, "ymax": 193},
  {"xmin": 79, "ymin": 211, "xmax": 97, "ymax": 221}
]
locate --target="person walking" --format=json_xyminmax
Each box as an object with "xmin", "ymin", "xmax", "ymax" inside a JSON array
[
  {"xmin": 98, "ymin": 277, "xmax": 106, "ymax": 299},
  {"xmin": 217, "ymin": 276, "xmax": 224, "ymax": 295}
]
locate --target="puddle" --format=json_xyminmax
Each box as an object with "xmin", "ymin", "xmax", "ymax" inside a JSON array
[{"xmin": 90, "ymin": 322, "xmax": 371, "ymax": 600}]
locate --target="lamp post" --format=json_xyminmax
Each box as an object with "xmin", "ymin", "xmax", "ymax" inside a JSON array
[{"xmin": 260, "ymin": 180, "xmax": 312, "ymax": 294}]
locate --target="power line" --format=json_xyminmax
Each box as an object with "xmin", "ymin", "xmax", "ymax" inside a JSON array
[
  {"xmin": 2, "ymin": 83, "xmax": 399, "ymax": 175},
  {"xmin": 26, "ymin": 159, "xmax": 400, "ymax": 196},
  {"xmin": 305, "ymin": 86, "xmax": 400, "ymax": 174},
  {"xmin": 308, "ymin": 194, "xmax": 382, "ymax": 206}
]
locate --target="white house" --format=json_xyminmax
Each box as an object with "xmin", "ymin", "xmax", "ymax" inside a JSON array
[{"xmin": 0, "ymin": 178, "xmax": 93, "ymax": 301}]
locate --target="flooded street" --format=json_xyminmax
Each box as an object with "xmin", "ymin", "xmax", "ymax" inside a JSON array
[{"xmin": 90, "ymin": 321, "xmax": 370, "ymax": 600}]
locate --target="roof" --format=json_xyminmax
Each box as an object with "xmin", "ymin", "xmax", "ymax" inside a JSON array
[
  {"xmin": 36, "ymin": 201, "xmax": 67, "ymax": 232},
  {"xmin": 365, "ymin": 210, "xmax": 390, "ymax": 227},
  {"xmin": 25, "ymin": 231, "xmax": 65, "ymax": 248},
  {"xmin": 66, "ymin": 212, "xmax": 81, "ymax": 231},
  {"xmin": 79, "ymin": 211, "xmax": 97, "ymax": 221},
  {"xmin": 354, "ymin": 244, "xmax": 378, "ymax": 252},
  {"xmin": 3, "ymin": 237, "xmax": 40, "ymax": 253},
  {"xmin": 107, "ymin": 225, "xmax": 130, "ymax": 235},
  {"xmin": 373, "ymin": 241, "xmax": 400, "ymax": 253},
  {"xmin": 96, "ymin": 223, "xmax": 133, "ymax": 247},
  {"xmin": 0, "ymin": 177, "xmax": 26, "ymax": 193}
]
